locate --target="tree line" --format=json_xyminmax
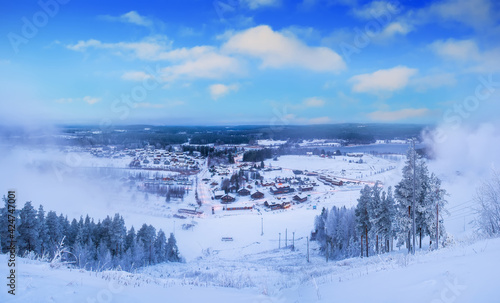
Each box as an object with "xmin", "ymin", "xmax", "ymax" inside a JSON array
[
  {"xmin": 313, "ymin": 147, "xmax": 448, "ymax": 259},
  {"xmin": 0, "ymin": 202, "xmax": 181, "ymax": 271}
]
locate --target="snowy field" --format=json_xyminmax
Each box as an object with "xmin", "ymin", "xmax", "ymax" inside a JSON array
[
  {"xmin": 0, "ymin": 145, "xmax": 494, "ymax": 302},
  {"xmin": 2, "ymin": 237, "xmax": 499, "ymax": 302}
]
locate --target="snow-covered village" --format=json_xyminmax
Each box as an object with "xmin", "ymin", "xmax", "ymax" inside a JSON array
[{"xmin": 2, "ymin": 0, "xmax": 500, "ymax": 302}]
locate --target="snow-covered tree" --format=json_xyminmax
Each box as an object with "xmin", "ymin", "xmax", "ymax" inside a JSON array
[
  {"xmin": 378, "ymin": 186, "xmax": 396, "ymax": 252},
  {"xmin": 45, "ymin": 211, "xmax": 63, "ymax": 257},
  {"xmin": 37, "ymin": 205, "xmax": 49, "ymax": 256},
  {"xmin": 109, "ymin": 213, "xmax": 126, "ymax": 257},
  {"xmin": 166, "ymin": 233, "xmax": 180, "ymax": 262},
  {"xmin": 18, "ymin": 201, "xmax": 39, "ymax": 254},
  {"xmin": 475, "ymin": 170, "xmax": 500, "ymax": 236},
  {"xmin": 154, "ymin": 229, "xmax": 167, "ymax": 263},
  {"xmin": 394, "ymin": 147, "xmax": 420, "ymax": 252},
  {"xmin": 355, "ymin": 185, "xmax": 372, "ymax": 257}
]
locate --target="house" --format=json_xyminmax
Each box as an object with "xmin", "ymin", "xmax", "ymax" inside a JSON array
[
  {"xmin": 331, "ymin": 179, "xmax": 343, "ymax": 186},
  {"xmin": 261, "ymin": 181, "xmax": 275, "ymax": 187},
  {"xmin": 293, "ymin": 194, "xmax": 308, "ymax": 203},
  {"xmin": 214, "ymin": 190, "xmax": 225, "ymax": 199},
  {"xmin": 153, "ymin": 159, "xmax": 160, "ymax": 164},
  {"xmin": 221, "ymin": 194, "xmax": 236, "ymax": 204},
  {"xmin": 237, "ymin": 188, "xmax": 251, "ymax": 196},
  {"xmin": 270, "ymin": 183, "xmax": 293, "ymax": 195},
  {"xmin": 299, "ymin": 185, "xmax": 314, "ymax": 192},
  {"xmin": 251, "ymin": 190, "xmax": 264, "ymax": 199}
]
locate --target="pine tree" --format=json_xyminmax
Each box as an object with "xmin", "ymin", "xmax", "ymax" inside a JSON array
[
  {"xmin": 18, "ymin": 201, "xmax": 39, "ymax": 254},
  {"xmin": 166, "ymin": 233, "xmax": 180, "ymax": 262},
  {"xmin": 109, "ymin": 213, "xmax": 126, "ymax": 257},
  {"xmin": 45, "ymin": 211, "xmax": 62, "ymax": 257},
  {"xmin": 355, "ymin": 185, "xmax": 372, "ymax": 257},
  {"xmin": 422, "ymin": 173, "xmax": 447, "ymax": 249},
  {"xmin": 394, "ymin": 147, "xmax": 420, "ymax": 252},
  {"xmin": 154, "ymin": 229, "xmax": 167, "ymax": 263},
  {"xmin": 137, "ymin": 224, "xmax": 156, "ymax": 265},
  {"xmin": 379, "ymin": 187, "xmax": 396, "ymax": 252},
  {"xmin": 368, "ymin": 182, "xmax": 383, "ymax": 254},
  {"xmin": 37, "ymin": 205, "xmax": 49, "ymax": 256}
]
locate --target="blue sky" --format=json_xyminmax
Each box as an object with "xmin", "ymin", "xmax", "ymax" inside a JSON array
[{"xmin": 1, "ymin": 0, "xmax": 499, "ymax": 126}]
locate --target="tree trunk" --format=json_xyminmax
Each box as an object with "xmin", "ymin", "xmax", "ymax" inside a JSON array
[
  {"xmin": 361, "ymin": 235, "xmax": 363, "ymax": 258},
  {"xmin": 376, "ymin": 234, "xmax": 379, "ymax": 254},
  {"xmin": 419, "ymin": 228, "xmax": 422, "ymax": 249},
  {"xmin": 365, "ymin": 228, "xmax": 369, "ymax": 257}
]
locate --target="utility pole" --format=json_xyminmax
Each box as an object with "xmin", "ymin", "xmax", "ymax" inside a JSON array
[
  {"xmin": 307, "ymin": 236, "xmax": 310, "ymax": 263},
  {"xmin": 279, "ymin": 233, "xmax": 281, "ymax": 249},
  {"xmin": 285, "ymin": 228, "xmax": 288, "ymax": 248},
  {"xmin": 261, "ymin": 217, "xmax": 263, "ymax": 236},
  {"xmin": 325, "ymin": 226, "xmax": 328, "ymax": 262},
  {"xmin": 436, "ymin": 202, "xmax": 439, "ymax": 250},
  {"xmin": 412, "ymin": 139, "xmax": 416, "ymax": 255},
  {"xmin": 292, "ymin": 232, "xmax": 295, "ymax": 250}
]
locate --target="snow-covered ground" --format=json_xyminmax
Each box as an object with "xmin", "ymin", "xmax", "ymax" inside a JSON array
[
  {"xmin": 2, "ymin": 236, "xmax": 499, "ymax": 302},
  {"xmin": 0, "ymin": 145, "xmax": 494, "ymax": 302}
]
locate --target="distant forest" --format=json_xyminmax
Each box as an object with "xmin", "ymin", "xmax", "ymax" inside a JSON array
[{"xmin": 0, "ymin": 124, "xmax": 427, "ymax": 147}]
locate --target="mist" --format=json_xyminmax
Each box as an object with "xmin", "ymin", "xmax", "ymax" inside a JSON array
[{"xmin": 424, "ymin": 123, "xmax": 500, "ymax": 236}]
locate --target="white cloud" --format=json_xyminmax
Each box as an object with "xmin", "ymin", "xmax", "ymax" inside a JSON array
[
  {"xmin": 309, "ymin": 116, "xmax": 331, "ymax": 124},
  {"xmin": 429, "ymin": 39, "xmax": 480, "ymax": 61},
  {"xmin": 121, "ymin": 71, "xmax": 153, "ymax": 81},
  {"xmin": 223, "ymin": 25, "xmax": 346, "ymax": 72},
  {"xmin": 428, "ymin": 39, "xmax": 500, "ymax": 72},
  {"xmin": 368, "ymin": 108, "xmax": 430, "ymax": 121},
  {"xmin": 243, "ymin": 0, "xmax": 281, "ymax": 9},
  {"xmin": 162, "ymin": 52, "xmax": 244, "ymax": 81},
  {"xmin": 83, "ymin": 96, "xmax": 101, "ymax": 105},
  {"xmin": 303, "ymin": 97, "xmax": 325, "ymax": 107},
  {"xmin": 351, "ymin": 1, "xmax": 401, "ymax": 20},
  {"xmin": 411, "ymin": 73, "xmax": 456, "ymax": 91},
  {"xmin": 67, "ymin": 37, "xmax": 244, "ymax": 81},
  {"xmin": 379, "ymin": 22, "xmax": 411, "ymax": 39},
  {"xmin": 55, "ymin": 96, "xmax": 100, "ymax": 105},
  {"xmin": 135, "ymin": 102, "xmax": 165, "ymax": 109},
  {"xmin": 209, "ymin": 83, "xmax": 240, "ymax": 100},
  {"xmin": 423, "ymin": 0, "xmax": 495, "ymax": 29},
  {"xmin": 67, "ymin": 36, "xmax": 172, "ymax": 61},
  {"xmin": 100, "ymin": 11, "xmax": 153, "ymax": 27},
  {"xmin": 349, "ymin": 65, "xmax": 418, "ymax": 93}
]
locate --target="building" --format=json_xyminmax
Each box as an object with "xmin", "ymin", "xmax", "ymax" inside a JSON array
[
  {"xmin": 270, "ymin": 183, "xmax": 293, "ymax": 195},
  {"xmin": 237, "ymin": 188, "xmax": 251, "ymax": 196},
  {"xmin": 299, "ymin": 185, "xmax": 314, "ymax": 192},
  {"xmin": 221, "ymin": 194, "xmax": 236, "ymax": 204},
  {"xmin": 214, "ymin": 190, "xmax": 225, "ymax": 199},
  {"xmin": 251, "ymin": 190, "xmax": 264, "ymax": 199},
  {"xmin": 293, "ymin": 194, "xmax": 308, "ymax": 203}
]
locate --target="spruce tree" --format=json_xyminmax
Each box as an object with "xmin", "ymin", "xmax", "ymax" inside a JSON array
[
  {"xmin": 355, "ymin": 185, "xmax": 372, "ymax": 257},
  {"xmin": 18, "ymin": 201, "xmax": 39, "ymax": 254}
]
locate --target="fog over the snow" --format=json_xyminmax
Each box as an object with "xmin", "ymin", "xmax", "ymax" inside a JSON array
[
  {"xmin": 424, "ymin": 123, "xmax": 500, "ymax": 236},
  {"xmin": 1, "ymin": 122, "xmax": 500, "ymax": 239}
]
